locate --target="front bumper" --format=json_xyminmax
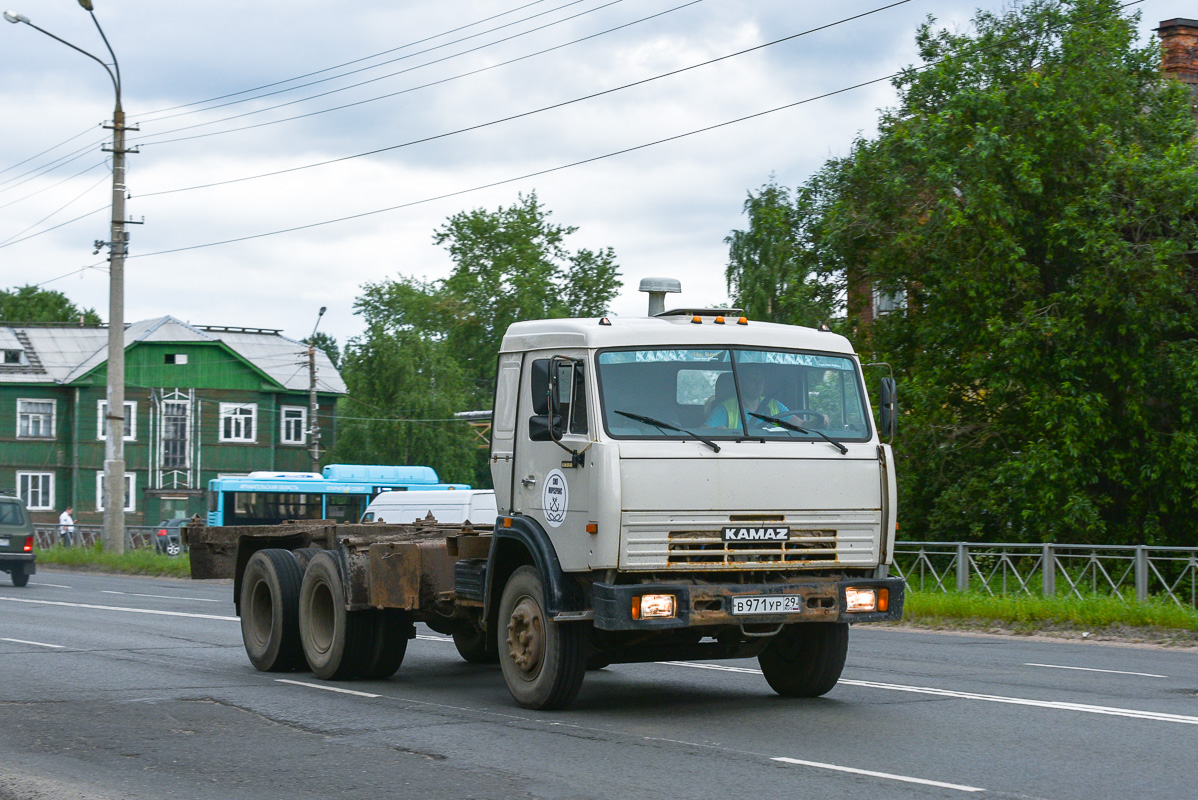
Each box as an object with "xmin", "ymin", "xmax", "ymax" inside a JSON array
[{"xmin": 592, "ymin": 576, "xmax": 903, "ymax": 631}]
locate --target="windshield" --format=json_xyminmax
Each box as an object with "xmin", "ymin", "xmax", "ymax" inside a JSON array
[{"xmin": 596, "ymin": 348, "xmax": 870, "ymax": 442}]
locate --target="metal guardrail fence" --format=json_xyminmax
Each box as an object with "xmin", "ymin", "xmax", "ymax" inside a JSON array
[
  {"xmin": 892, "ymin": 541, "xmax": 1198, "ymax": 609},
  {"xmin": 34, "ymin": 525, "xmax": 162, "ymax": 552}
]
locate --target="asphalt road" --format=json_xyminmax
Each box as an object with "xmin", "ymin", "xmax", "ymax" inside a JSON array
[{"xmin": 0, "ymin": 569, "xmax": 1195, "ymax": 800}]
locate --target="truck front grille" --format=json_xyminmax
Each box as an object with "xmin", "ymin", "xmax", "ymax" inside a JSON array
[
  {"xmin": 621, "ymin": 510, "xmax": 880, "ymax": 571},
  {"xmin": 666, "ymin": 529, "xmax": 836, "ymax": 566}
]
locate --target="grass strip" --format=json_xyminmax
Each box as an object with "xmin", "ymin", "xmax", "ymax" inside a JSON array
[
  {"xmin": 904, "ymin": 589, "xmax": 1198, "ymax": 633},
  {"xmin": 36, "ymin": 544, "xmax": 192, "ymax": 579}
]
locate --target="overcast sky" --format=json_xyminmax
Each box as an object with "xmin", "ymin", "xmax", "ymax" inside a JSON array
[{"xmin": 0, "ymin": 0, "xmax": 1182, "ymax": 347}]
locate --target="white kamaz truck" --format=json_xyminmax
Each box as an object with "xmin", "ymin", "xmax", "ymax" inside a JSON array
[{"xmin": 187, "ymin": 279, "xmax": 903, "ymax": 710}]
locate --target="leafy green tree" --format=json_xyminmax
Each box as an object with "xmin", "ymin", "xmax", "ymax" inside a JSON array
[
  {"xmin": 0, "ymin": 285, "xmax": 101, "ymax": 324},
  {"xmin": 724, "ymin": 178, "xmax": 838, "ymax": 326},
  {"xmin": 331, "ymin": 327, "xmax": 478, "ymax": 484},
  {"xmin": 306, "ymin": 331, "xmax": 340, "ymax": 370},
  {"xmin": 357, "ymin": 191, "xmax": 621, "ymax": 405},
  {"xmin": 341, "ymin": 193, "xmax": 621, "ymax": 486},
  {"xmin": 786, "ymin": 0, "xmax": 1198, "ymax": 545}
]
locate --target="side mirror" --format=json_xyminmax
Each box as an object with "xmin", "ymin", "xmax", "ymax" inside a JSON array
[
  {"xmin": 879, "ymin": 376, "xmax": 897, "ymax": 439},
  {"xmin": 528, "ymin": 414, "xmax": 564, "ymax": 442}
]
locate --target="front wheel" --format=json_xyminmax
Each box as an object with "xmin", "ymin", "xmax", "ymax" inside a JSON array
[
  {"xmin": 758, "ymin": 622, "xmax": 848, "ymax": 697},
  {"xmin": 497, "ymin": 566, "xmax": 587, "ymax": 710}
]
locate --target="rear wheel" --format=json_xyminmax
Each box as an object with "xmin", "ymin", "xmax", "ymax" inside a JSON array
[
  {"xmin": 240, "ymin": 549, "xmax": 305, "ymax": 671},
  {"xmin": 299, "ymin": 551, "xmax": 372, "ymax": 680},
  {"xmin": 452, "ymin": 621, "xmax": 496, "ymax": 664},
  {"xmin": 359, "ymin": 610, "xmax": 412, "ymax": 679},
  {"xmin": 497, "ymin": 566, "xmax": 587, "ymax": 710},
  {"xmin": 11, "ymin": 566, "xmax": 29, "ymax": 588},
  {"xmin": 758, "ymin": 622, "xmax": 848, "ymax": 697}
]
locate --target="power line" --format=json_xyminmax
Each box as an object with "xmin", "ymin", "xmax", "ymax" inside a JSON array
[
  {"xmin": 0, "ymin": 124, "xmax": 100, "ymax": 179},
  {"xmin": 0, "ymin": 204, "xmax": 109, "ymax": 250},
  {"xmin": 131, "ymin": 0, "xmax": 557, "ymax": 119},
  {"xmin": 0, "ymin": 160, "xmax": 107, "ymax": 213},
  {"xmin": 132, "ymin": 0, "xmax": 699, "ymax": 151},
  {"xmin": 136, "ymin": 1, "xmax": 909, "ymax": 198},
  {"xmin": 133, "ymin": 0, "xmax": 602, "ymax": 126},
  {"xmin": 0, "ymin": 173, "xmax": 111, "ymax": 247}
]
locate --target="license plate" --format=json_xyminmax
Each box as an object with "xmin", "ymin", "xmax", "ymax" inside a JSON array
[
  {"xmin": 731, "ymin": 595, "xmax": 803, "ymax": 615},
  {"xmin": 0, "ymin": 538, "xmax": 8, "ymax": 547},
  {"xmin": 722, "ymin": 526, "xmax": 790, "ymax": 542}
]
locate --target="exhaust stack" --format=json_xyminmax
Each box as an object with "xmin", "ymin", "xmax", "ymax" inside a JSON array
[{"xmin": 639, "ymin": 277, "xmax": 681, "ymax": 316}]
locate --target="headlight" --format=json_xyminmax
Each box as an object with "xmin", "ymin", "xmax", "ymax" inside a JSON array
[
  {"xmin": 845, "ymin": 586, "xmax": 888, "ymax": 613},
  {"xmin": 632, "ymin": 593, "xmax": 677, "ymax": 619}
]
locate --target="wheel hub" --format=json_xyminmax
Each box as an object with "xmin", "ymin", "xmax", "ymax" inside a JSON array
[{"xmin": 506, "ymin": 597, "xmax": 544, "ymax": 675}]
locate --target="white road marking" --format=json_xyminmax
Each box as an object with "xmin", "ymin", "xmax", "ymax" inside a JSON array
[
  {"xmin": 30, "ymin": 582, "xmax": 72, "ymax": 589},
  {"xmin": 665, "ymin": 662, "xmax": 1198, "ymax": 726},
  {"xmin": 772, "ymin": 757, "xmax": 985, "ymax": 793},
  {"xmin": 417, "ymin": 634, "xmax": 452, "ymax": 642},
  {"xmin": 0, "ymin": 637, "xmax": 65, "ymax": 649},
  {"xmin": 0, "ymin": 596, "xmax": 238, "ymax": 621},
  {"xmin": 276, "ymin": 679, "xmax": 380, "ymax": 698},
  {"xmin": 1024, "ymin": 663, "xmax": 1166, "ymax": 678},
  {"xmin": 102, "ymin": 590, "xmax": 221, "ymax": 603}
]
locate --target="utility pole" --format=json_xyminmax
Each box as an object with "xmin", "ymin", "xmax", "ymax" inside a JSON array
[
  {"xmin": 6, "ymin": 1, "xmax": 133, "ymax": 552},
  {"xmin": 308, "ymin": 307, "xmax": 327, "ymax": 472}
]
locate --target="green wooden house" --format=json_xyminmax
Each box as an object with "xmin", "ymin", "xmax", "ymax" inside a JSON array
[{"xmin": 0, "ymin": 316, "xmax": 344, "ymax": 526}]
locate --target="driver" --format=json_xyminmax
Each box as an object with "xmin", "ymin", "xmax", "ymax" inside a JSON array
[{"xmin": 706, "ymin": 367, "xmax": 787, "ymax": 428}]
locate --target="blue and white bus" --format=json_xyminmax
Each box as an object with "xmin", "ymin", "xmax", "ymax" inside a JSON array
[{"xmin": 205, "ymin": 464, "xmax": 469, "ymax": 526}]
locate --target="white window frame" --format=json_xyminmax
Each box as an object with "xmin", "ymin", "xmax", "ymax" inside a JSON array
[
  {"xmin": 16, "ymin": 398, "xmax": 56, "ymax": 439},
  {"xmin": 17, "ymin": 471, "xmax": 54, "ymax": 511},
  {"xmin": 219, "ymin": 403, "xmax": 257, "ymax": 443},
  {"xmin": 96, "ymin": 471, "xmax": 136, "ymax": 512},
  {"xmin": 280, "ymin": 405, "xmax": 307, "ymax": 445},
  {"xmin": 97, "ymin": 400, "xmax": 137, "ymax": 441}
]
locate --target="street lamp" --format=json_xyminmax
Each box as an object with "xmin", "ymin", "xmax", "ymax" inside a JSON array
[
  {"xmin": 6, "ymin": 1, "xmax": 132, "ymax": 553},
  {"xmin": 308, "ymin": 307, "xmax": 327, "ymax": 472}
]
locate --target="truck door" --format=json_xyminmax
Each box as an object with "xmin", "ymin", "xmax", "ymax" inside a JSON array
[{"xmin": 513, "ymin": 350, "xmax": 594, "ymax": 572}]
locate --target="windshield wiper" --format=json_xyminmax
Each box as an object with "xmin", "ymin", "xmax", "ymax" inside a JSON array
[
  {"xmin": 748, "ymin": 412, "xmax": 848, "ymax": 455},
  {"xmin": 615, "ymin": 410, "xmax": 721, "ymax": 453}
]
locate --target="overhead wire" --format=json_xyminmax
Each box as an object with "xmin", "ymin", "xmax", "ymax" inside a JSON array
[
  {"xmin": 133, "ymin": 0, "xmax": 556, "ymax": 118},
  {"xmin": 0, "ymin": 172, "xmax": 112, "ymax": 247},
  {"xmin": 133, "ymin": 0, "xmax": 602, "ymax": 125},
  {"xmin": 136, "ymin": 0, "xmax": 911, "ymax": 199},
  {"xmin": 133, "ymin": 0, "xmax": 700, "ymax": 150},
  {"xmin": 129, "ymin": 0, "xmax": 1145, "ymax": 259}
]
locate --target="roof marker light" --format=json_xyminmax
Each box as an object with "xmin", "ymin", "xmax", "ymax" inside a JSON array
[
  {"xmin": 714, "ymin": 316, "xmax": 725, "ymax": 324},
  {"xmin": 737, "ymin": 317, "xmax": 748, "ymax": 325},
  {"xmin": 691, "ymin": 315, "xmax": 702, "ymax": 324}
]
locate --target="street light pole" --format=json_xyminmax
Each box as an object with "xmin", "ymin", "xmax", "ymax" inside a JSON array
[
  {"xmin": 308, "ymin": 307, "xmax": 327, "ymax": 473},
  {"xmin": 6, "ymin": 1, "xmax": 132, "ymax": 552}
]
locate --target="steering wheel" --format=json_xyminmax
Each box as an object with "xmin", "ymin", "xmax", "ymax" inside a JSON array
[{"xmin": 782, "ymin": 409, "xmax": 826, "ymax": 425}]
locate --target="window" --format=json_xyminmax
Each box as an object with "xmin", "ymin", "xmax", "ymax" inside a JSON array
[
  {"xmin": 17, "ymin": 398, "xmax": 55, "ymax": 438},
  {"xmin": 165, "ymin": 353, "xmax": 188, "ymax": 364},
  {"xmin": 96, "ymin": 471, "xmax": 136, "ymax": 512},
  {"xmin": 4, "ymin": 350, "xmax": 21, "ymax": 365},
  {"xmin": 17, "ymin": 472, "xmax": 53, "ymax": 510},
  {"xmin": 162, "ymin": 400, "xmax": 189, "ymax": 469},
  {"xmin": 219, "ymin": 403, "xmax": 257, "ymax": 442},
  {"xmin": 281, "ymin": 406, "xmax": 307, "ymax": 445},
  {"xmin": 97, "ymin": 400, "xmax": 137, "ymax": 441}
]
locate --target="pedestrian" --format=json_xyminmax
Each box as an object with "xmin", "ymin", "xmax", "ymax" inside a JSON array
[{"xmin": 58, "ymin": 506, "xmax": 75, "ymax": 547}]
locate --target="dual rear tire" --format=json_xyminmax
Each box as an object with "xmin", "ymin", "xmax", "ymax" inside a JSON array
[{"xmin": 239, "ymin": 548, "xmax": 409, "ymax": 680}]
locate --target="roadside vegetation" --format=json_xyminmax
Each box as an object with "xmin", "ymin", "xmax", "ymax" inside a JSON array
[
  {"xmin": 900, "ymin": 590, "xmax": 1198, "ymax": 644},
  {"xmin": 36, "ymin": 545, "xmax": 192, "ymax": 579}
]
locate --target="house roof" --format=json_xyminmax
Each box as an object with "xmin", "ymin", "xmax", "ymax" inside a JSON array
[{"xmin": 0, "ymin": 316, "xmax": 345, "ymax": 393}]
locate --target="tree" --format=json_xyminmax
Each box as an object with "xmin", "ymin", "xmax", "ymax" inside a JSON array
[
  {"xmin": 330, "ymin": 327, "xmax": 478, "ymax": 484},
  {"xmin": 306, "ymin": 331, "xmax": 340, "ymax": 370},
  {"xmin": 724, "ymin": 178, "xmax": 838, "ymax": 326},
  {"xmin": 784, "ymin": 0, "xmax": 1198, "ymax": 545},
  {"xmin": 0, "ymin": 285, "xmax": 101, "ymax": 324},
  {"xmin": 341, "ymin": 193, "xmax": 621, "ymax": 486},
  {"xmin": 356, "ymin": 191, "xmax": 621, "ymax": 405}
]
